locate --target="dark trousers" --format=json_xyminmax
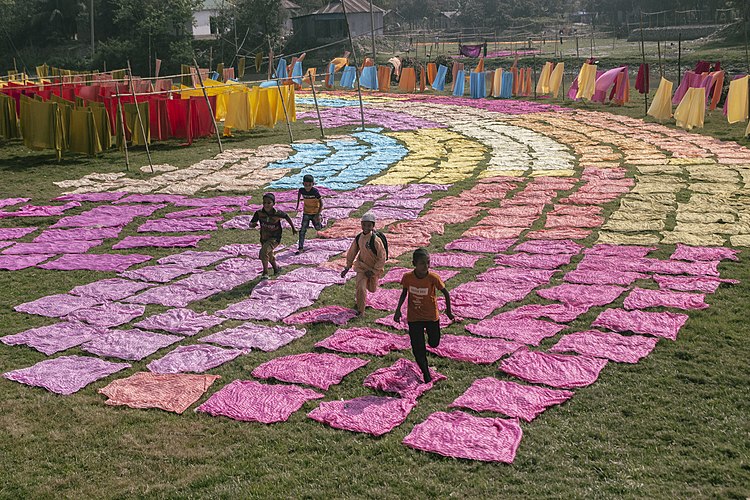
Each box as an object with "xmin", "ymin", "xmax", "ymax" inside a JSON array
[
  {"xmin": 408, "ymin": 320, "xmax": 441, "ymax": 378},
  {"xmin": 298, "ymin": 213, "xmax": 322, "ymax": 249}
]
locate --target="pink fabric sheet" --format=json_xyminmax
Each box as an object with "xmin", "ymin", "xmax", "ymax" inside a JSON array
[
  {"xmin": 490, "ymin": 303, "xmax": 590, "ymax": 323},
  {"xmin": 515, "ymin": 239, "xmax": 583, "ymax": 255},
  {"xmin": 315, "ymin": 327, "xmax": 410, "ymax": 356},
  {"xmin": 214, "ymin": 258, "xmax": 263, "ymax": 275},
  {"xmin": 81, "ymin": 328, "xmax": 182, "ymax": 361},
  {"xmin": 550, "ymin": 330, "xmax": 658, "ymax": 363},
  {"xmin": 494, "ymin": 252, "xmax": 573, "ymax": 269},
  {"xmin": 584, "ymin": 244, "xmax": 657, "ymax": 258},
  {"xmin": 462, "ymin": 226, "xmax": 525, "ymax": 240},
  {"xmin": 499, "ymin": 347, "xmax": 608, "ymax": 388},
  {"xmin": 363, "ymin": 358, "xmax": 446, "ymax": 400},
  {"xmin": 3, "ymin": 355, "xmax": 130, "ymax": 395},
  {"xmin": 33, "ymin": 227, "xmax": 122, "ymax": 242},
  {"xmin": 525, "ymin": 228, "xmax": 592, "ymax": 240},
  {"xmin": 276, "ymin": 266, "xmax": 348, "ymax": 285},
  {"xmin": 120, "ymin": 265, "xmax": 196, "ymax": 283},
  {"xmin": 623, "ymin": 287, "xmax": 709, "ymax": 310},
  {"xmin": 428, "ymin": 252, "xmax": 483, "ymax": 268},
  {"xmin": 201, "ymin": 323, "xmax": 306, "ymax": 351},
  {"xmin": 173, "ymin": 196, "xmax": 251, "ymax": 207},
  {"xmin": 197, "ymin": 379, "xmax": 323, "ymax": 423},
  {"xmin": 653, "ymin": 275, "xmax": 739, "ymax": 293},
  {"xmin": 537, "ymin": 284, "xmax": 627, "ymax": 307},
  {"xmin": 38, "ymin": 254, "xmax": 152, "ymax": 272},
  {"xmin": 466, "ymin": 317, "xmax": 566, "ymax": 345},
  {"xmin": 477, "ymin": 266, "xmax": 557, "ymax": 285},
  {"xmin": 0, "ymin": 197, "xmax": 31, "ymax": 208},
  {"xmin": 174, "ymin": 270, "xmax": 257, "ymax": 292},
  {"xmin": 70, "ymin": 278, "xmax": 153, "ymax": 301},
  {"xmin": 165, "ymin": 206, "xmax": 236, "ymax": 219},
  {"xmin": 449, "ymin": 377, "xmax": 573, "ymax": 421},
  {"xmin": 2, "ymin": 240, "xmax": 102, "ymax": 255},
  {"xmin": 591, "ymin": 308, "xmax": 688, "ymax": 340},
  {"xmin": 147, "ymin": 344, "xmax": 245, "ymax": 373},
  {"xmin": 428, "ymin": 334, "xmax": 523, "ymax": 364},
  {"xmin": 53, "ymin": 192, "xmax": 126, "ymax": 202},
  {"xmin": 445, "ymin": 237, "xmax": 515, "ymax": 253},
  {"xmin": 578, "ymin": 255, "xmax": 720, "ymax": 277},
  {"xmin": 67, "ymin": 302, "xmax": 146, "ymax": 327},
  {"xmin": 52, "ymin": 204, "xmax": 166, "ymax": 228},
  {"xmin": 1, "ymin": 321, "xmax": 103, "ymax": 354},
  {"xmin": 670, "ymin": 244, "xmax": 739, "ymax": 262},
  {"xmin": 0, "ymin": 202, "xmax": 80, "ymax": 218},
  {"xmin": 0, "ymin": 254, "xmax": 54, "ymax": 270},
  {"xmin": 0, "ymin": 227, "xmax": 37, "ymax": 239},
  {"xmin": 15, "ymin": 293, "xmax": 101, "ymax": 317},
  {"xmin": 308, "ymin": 396, "xmax": 417, "ymax": 436},
  {"xmin": 366, "ymin": 288, "xmax": 403, "ymax": 311},
  {"xmin": 380, "ymin": 267, "xmax": 458, "ymax": 284},
  {"xmin": 564, "ymin": 269, "xmax": 647, "ymax": 286},
  {"xmin": 134, "ymin": 308, "xmax": 226, "ymax": 335},
  {"xmin": 115, "ymin": 194, "xmax": 186, "ymax": 204},
  {"xmin": 402, "ymin": 411, "xmax": 523, "ymax": 463},
  {"xmin": 283, "ymin": 305, "xmax": 358, "ymax": 326},
  {"xmin": 124, "ymin": 284, "xmax": 223, "ymax": 308},
  {"xmin": 158, "ymin": 250, "xmax": 228, "ymax": 267},
  {"xmin": 217, "ymin": 297, "xmax": 314, "ymax": 322},
  {"xmin": 113, "ymin": 235, "xmax": 210, "ymax": 249},
  {"xmin": 137, "ymin": 216, "xmax": 222, "ymax": 233},
  {"xmin": 375, "ymin": 313, "xmax": 454, "ymax": 330},
  {"xmin": 252, "ymin": 352, "xmax": 369, "ymax": 390}
]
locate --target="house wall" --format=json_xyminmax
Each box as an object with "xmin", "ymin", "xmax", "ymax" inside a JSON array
[
  {"xmin": 347, "ymin": 12, "xmax": 383, "ymax": 36},
  {"xmin": 193, "ymin": 10, "xmax": 217, "ymax": 39}
]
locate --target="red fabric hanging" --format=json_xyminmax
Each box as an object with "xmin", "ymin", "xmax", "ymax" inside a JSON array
[{"xmin": 635, "ymin": 64, "xmax": 650, "ymax": 94}]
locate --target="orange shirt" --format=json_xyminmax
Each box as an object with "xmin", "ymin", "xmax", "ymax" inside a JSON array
[{"xmin": 400, "ymin": 271, "xmax": 445, "ymax": 322}]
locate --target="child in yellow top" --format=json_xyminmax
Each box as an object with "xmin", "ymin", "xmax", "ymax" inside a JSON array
[{"xmin": 295, "ymin": 174, "xmax": 323, "ymax": 254}]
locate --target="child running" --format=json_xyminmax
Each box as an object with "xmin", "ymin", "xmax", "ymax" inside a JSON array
[
  {"xmin": 394, "ymin": 248, "xmax": 454, "ymax": 383},
  {"xmin": 295, "ymin": 174, "xmax": 323, "ymax": 254},
  {"xmin": 249, "ymin": 192, "xmax": 297, "ymax": 280},
  {"xmin": 341, "ymin": 212, "xmax": 386, "ymax": 316}
]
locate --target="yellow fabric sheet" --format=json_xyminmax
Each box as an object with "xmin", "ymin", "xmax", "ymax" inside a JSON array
[
  {"xmin": 727, "ymin": 75, "xmax": 749, "ymax": 124},
  {"xmin": 576, "ymin": 63, "xmax": 597, "ymax": 101},
  {"xmin": 647, "ymin": 77, "xmax": 674, "ymax": 122},
  {"xmin": 0, "ymin": 93, "xmax": 19, "ymax": 139},
  {"xmin": 69, "ymin": 107, "xmax": 102, "ymax": 156},
  {"xmin": 674, "ymin": 87, "xmax": 706, "ymax": 130},
  {"xmin": 549, "ymin": 62, "xmax": 564, "ymax": 98},
  {"xmin": 19, "ymin": 95, "xmax": 63, "ymax": 159},
  {"xmin": 535, "ymin": 61, "xmax": 553, "ymax": 94},
  {"xmin": 492, "ymin": 68, "xmax": 502, "ymax": 97}
]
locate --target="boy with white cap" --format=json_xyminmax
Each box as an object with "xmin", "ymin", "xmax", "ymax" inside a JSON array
[{"xmin": 341, "ymin": 212, "xmax": 386, "ymax": 315}]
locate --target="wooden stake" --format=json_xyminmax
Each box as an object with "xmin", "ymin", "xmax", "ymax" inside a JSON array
[
  {"xmin": 341, "ymin": 0, "xmax": 367, "ymax": 131},
  {"xmin": 639, "ymin": 11, "xmax": 648, "ymax": 115},
  {"xmin": 192, "ymin": 56, "xmax": 224, "ymax": 153},
  {"xmin": 308, "ymin": 72, "xmax": 325, "ymax": 139},
  {"xmin": 115, "ymin": 83, "xmax": 129, "ymax": 171},
  {"xmin": 126, "ymin": 60, "xmax": 153, "ymax": 173}
]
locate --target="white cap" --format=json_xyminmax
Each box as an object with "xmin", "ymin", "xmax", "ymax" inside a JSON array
[{"xmin": 361, "ymin": 212, "xmax": 376, "ymax": 223}]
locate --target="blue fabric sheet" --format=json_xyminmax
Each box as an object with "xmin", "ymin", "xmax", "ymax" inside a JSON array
[
  {"xmin": 470, "ymin": 72, "xmax": 486, "ymax": 99},
  {"xmin": 500, "ymin": 72, "xmax": 514, "ymax": 99},
  {"xmin": 360, "ymin": 66, "xmax": 378, "ymax": 90},
  {"xmin": 275, "ymin": 58, "xmax": 288, "ymax": 79},
  {"xmin": 340, "ymin": 67, "xmax": 356, "ymax": 88},
  {"xmin": 453, "ymin": 70, "xmax": 465, "ymax": 96},
  {"xmin": 431, "ymin": 65, "xmax": 447, "ymax": 91},
  {"xmin": 291, "ymin": 61, "xmax": 303, "ymax": 85}
]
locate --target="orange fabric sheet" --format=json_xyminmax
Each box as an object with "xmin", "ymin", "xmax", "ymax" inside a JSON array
[
  {"xmin": 378, "ymin": 66, "xmax": 392, "ymax": 92},
  {"xmin": 399, "ymin": 68, "xmax": 417, "ymax": 92},
  {"xmin": 427, "ymin": 63, "xmax": 437, "ymax": 85},
  {"xmin": 98, "ymin": 372, "xmax": 220, "ymax": 414}
]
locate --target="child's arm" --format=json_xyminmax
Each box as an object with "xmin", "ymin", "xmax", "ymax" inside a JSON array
[
  {"xmin": 341, "ymin": 236, "xmax": 359, "ymax": 277},
  {"xmin": 317, "ymin": 197, "xmax": 323, "ymax": 214},
  {"xmin": 295, "ymin": 191, "xmax": 301, "ymax": 211},
  {"xmin": 248, "ymin": 211, "xmax": 259, "ymax": 229},
  {"xmin": 282, "ymin": 213, "xmax": 297, "ymax": 234},
  {"xmin": 439, "ymin": 287, "xmax": 455, "ymax": 320},
  {"xmin": 393, "ymin": 288, "xmax": 408, "ymax": 323}
]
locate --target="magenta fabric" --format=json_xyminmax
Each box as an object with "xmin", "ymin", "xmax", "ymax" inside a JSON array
[
  {"xmin": 124, "ymin": 284, "xmax": 222, "ymax": 308},
  {"xmin": 120, "ymin": 264, "xmax": 196, "ymax": 283},
  {"xmin": 525, "ymin": 228, "xmax": 592, "ymax": 240},
  {"xmin": 550, "ymin": 330, "xmax": 658, "ymax": 363},
  {"xmin": 0, "ymin": 197, "xmax": 31, "ymax": 208},
  {"xmin": 158, "ymin": 250, "xmax": 228, "ymax": 267},
  {"xmin": 466, "ymin": 317, "xmax": 565, "ymax": 345},
  {"xmin": 0, "ymin": 254, "xmax": 54, "ymax": 270},
  {"xmin": 67, "ymin": 302, "xmax": 146, "ymax": 327},
  {"xmin": 137, "ymin": 217, "xmax": 222, "ymax": 233},
  {"xmin": 0, "ymin": 201, "xmax": 80, "ymax": 218},
  {"xmin": 449, "ymin": 378, "xmax": 573, "ymax": 421},
  {"xmin": 375, "ymin": 313, "xmax": 454, "ymax": 331},
  {"xmin": 491, "ymin": 303, "xmax": 590, "ymax": 323},
  {"xmin": 52, "ymin": 204, "xmax": 166, "ymax": 229},
  {"xmin": 499, "ymin": 347, "xmax": 608, "ymax": 388},
  {"xmin": 308, "ymin": 396, "xmax": 417, "ymax": 436},
  {"xmin": 578, "ymin": 255, "xmax": 720, "ymax": 277},
  {"xmin": 174, "ymin": 270, "xmax": 258, "ymax": 292},
  {"xmin": 81, "ymin": 328, "xmax": 182, "ymax": 361},
  {"xmin": 0, "ymin": 227, "xmax": 37, "ymax": 239},
  {"xmin": 537, "ymin": 284, "xmax": 627, "ymax": 307},
  {"xmin": 214, "ymin": 258, "xmax": 263, "ymax": 275},
  {"xmin": 53, "ymin": 192, "xmax": 126, "ymax": 202},
  {"xmin": 375, "ymin": 197, "xmax": 430, "ymax": 210},
  {"xmin": 134, "ymin": 308, "xmax": 226, "ymax": 336},
  {"xmin": 494, "ymin": 252, "xmax": 573, "ymax": 269},
  {"xmin": 477, "ymin": 266, "xmax": 557, "ymax": 285},
  {"xmin": 197, "ymin": 379, "xmax": 323, "ymax": 423},
  {"xmin": 445, "ymin": 237, "xmax": 515, "ymax": 253},
  {"xmin": 592, "ymin": 308, "xmax": 688, "ymax": 340},
  {"xmin": 217, "ymin": 297, "xmax": 314, "ymax": 322},
  {"xmin": 366, "ymin": 288, "xmax": 403, "ymax": 311},
  {"xmin": 653, "ymin": 275, "xmax": 739, "ymax": 293},
  {"xmin": 402, "ymin": 411, "xmax": 523, "ymax": 463},
  {"xmin": 70, "ymin": 278, "xmax": 153, "ymax": 301},
  {"xmin": 380, "ymin": 267, "xmax": 459, "ymax": 284},
  {"xmin": 113, "ymin": 235, "xmax": 211, "ymax": 249},
  {"xmin": 3, "ymin": 355, "xmax": 130, "ymax": 395},
  {"xmin": 670, "ymin": 244, "xmax": 739, "ymax": 262},
  {"xmin": 282, "ymin": 305, "xmax": 358, "ymax": 326},
  {"xmin": 427, "ymin": 334, "xmax": 522, "ymax": 364},
  {"xmin": 33, "ymin": 227, "xmax": 122, "ymax": 242},
  {"xmin": 514, "ymin": 239, "xmax": 583, "ymax": 255},
  {"xmin": 201, "ymin": 323, "xmax": 306, "ymax": 351},
  {"xmin": 147, "ymin": 344, "xmax": 245, "ymax": 373},
  {"xmin": 274, "ymin": 249, "xmax": 342, "ymax": 266},
  {"xmin": 222, "ymin": 216, "xmax": 257, "ymax": 230},
  {"xmin": 15, "ymin": 293, "xmax": 101, "ymax": 317},
  {"xmin": 173, "ymin": 196, "xmax": 251, "ymax": 207},
  {"xmin": 368, "ymin": 206, "xmax": 421, "ymax": 220},
  {"xmin": 252, "ymin": 352, "xmax": 369, "ymax": 390},
  {"xmin": 38, "ymin": 254, "xmax": 152, "ymax": 272},
  {"xmin": 428, "ymin": 252, "xmax": 483, "ymax": 268},
  {"xmin": 564, "ymin": 269, "xmax": 647, "ymax": 286},
  {"xmin": 0, "ymin": 241, "xmax": 12, "ymax": 249},
  {"xmin": 315, "ymin": 327, "xmax": 410, "ymax": 355},
  {"xmin": 165, "ymin": 206, "xmax": 236, "ymax": 219},
  {"xmin": 3, "ymin": 240, "xmax": 102, "ymax": 255},
  {"xmin": 363, "ymin": 358, "xmax": 446, "ymax": 400},
  {"xmin": 623, "ymin": 287, "xmax": 709, "ymax": 310},
  {"xmin": 276, "ymin": 267, "xmax": 348, "ymax": 285},
  {"xmin": 115, "ymin": 194, "xmax": 186, "ymax": 204},
  {"xmin": 218, "ymin": 244, "xmax": 265, "ymax": 257},
  {"xmin": 299, "ymin": 237, "xmax": 351, "ymax": 252},
  {"xmin": 1, "ymin": 321, "xmax": 103, "ymax": 354}
]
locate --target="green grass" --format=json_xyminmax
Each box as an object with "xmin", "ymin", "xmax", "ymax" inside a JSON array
[{"xmin": 0, "ymin": 93, "xmax": 749, "ymax": 498}]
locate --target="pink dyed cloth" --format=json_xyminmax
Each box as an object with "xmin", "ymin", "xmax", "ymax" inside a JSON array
[
  {"xmin": 366, "ymin": 288, "xmax": 403, "ymax": 311},
  {"xmin": 147, "ymin": 344, "xmax": 245, "ymax": 373},
  {"xmin": 653, "ymin": 275, "xmax": 739, "ymax": 293},
  {"xmin": 363, "ymin": 358, "xmax": 446, "ymax": 400},
  {"xmin": 462, "ymin": 226, "xmax": 525, "ymax": 240},
  {"xmin": 81, "ymin": 328, "xmax": 182, "ymax": 361},
  {"xmin": 449, "ymin": 378, "xmax": 573, "ymax": 421},
  {"xmin": 1, "ymin": 321, "xmax": 103, "ymax": 354},
  {"xmin": 120, "ymin": 265, "xmax": 196, "ymax": 283},
  {"xmin": 52, "ymin": 204, "xmax": 166, "ymax": 228},
  {"xmin": 53, "ymin": 192, "xmax": 126, "ymax": 202},
  {"xmin": 3, "ymin": 355, "xmax": 130, "ymax": 395},
  {"xmin": 217, "ymin": 297, "xmax": 314, "ymax": 322},
  {"xmin": 428, "ymin": 252, "xmax": 483, "ymax": 268},
  {"xmin": 282, "ymin": 305, "xmax": 358, "ymax": 326},
  {"xmin": 197, "ymin": 380, "xmax": 323, "ymax": 423},
  {"xmin": 0, "ymin": 201, "xmax": 80, "ymax": 218},
  {"xmin": 466, "ymin": 317, "xmax": 565, "ymax": 345},
  {"xmin": 2, "ymin": 240, "xmax": 102, "ymax": 255},
  {"xmin": 477, "ymin": 266, "xmax": 556, "ymax": 285},
  {"xmin": 115, "ymin": 194, "xmax": 186, "ymax": 204},
  {"xmin": 564, "ymin": 269, "xmax": 647, "ymax": 286},
  {"xmin": 165, "ymin": 206, "xmax": 236, "ymax": 219},
  {"xmin": 584, "ymin": 245, "xmax": 655, "ymax": 258},
  {"xmin": 550, "ymin": 330, "xmax": 658, "ymax": 363},
  {"xmin": 525, "ymin": 228, "xmax": 592, "ymax": 240},
  {"xmin": 428, "ymin": 334, "xmax": 522, "ymax": 364},
  {"xmin": 578, "ymin": 255, "xmax": 720, "ymax": 277},
  {"xmin": 499, "ymin": 347, "xmax": 608, "ymax": 388},
  {"xmin": 252, "ymin": 279, "xmax": 328, "ymax": 302},
  {"xmin": 113, "ymin": 235, "xmax": 210, "ymax": 249},
  {"xmin": 15, "ymin": 293, "xmax": 101, "ymax": 317},
  {"xmin": 214, "ymin": 258, "xmax": 263, "ymax": 275},
  {"xmin": 592, "ymin": 308, "xmax": 688, "ymax": 340},
  {"xmin": 315, "ymin": 327, "xmax": 410, "ymax": 356},
  {"xmin": 124, "ymin": 284, "xmax": 223, "ymax": 308},
  {"xmin": 201, "ymin": 323, "xmax": 306, "ymax": 351},
  {"xmin": 623, "ymin": 287, "xmax": 709, "ymax": 310},
  {"xmin": 494, "ymin": 252, "xmax": 573, "ymax": 269},
  {"xmin": 537, "ymin": 284, "xmax": 627, "ymax": 307},
  {"xmin": 0, "ymin": 197, "xmax": 30, "ymax": 208},
  {"xmin": 67, "ymin": 302, "xmax": 146, "ymax": 327},
  {"xmin": 174, "ymin": 270, "xmax": 257, "ymax": 292},
  {"xmin": 670, "ymin": 244, "xmax": 739, "ymax": 262},
  {"xmin": 491, "ymin": 303, "xmax": 590, "ymax": 323},
  {"xmin": 173, "ymin": 196, "xmax": 251, "ymax": 207},
  {"xmin": 134, "ymin": 308, "xmax": 226, "ymax": 335},
  {"xmin": 252, "ymin": 352, "xmax": 369, "ymax": 390},
  {"xmin": 380, "ymin": 267, "xmax": 458, "ymax": 284},
  {"xmin": 0, "ymin": 254, "xmax": 54, "ymax": 270},
  {"xmin": 308, "ymin": 396, "xmax": 417, "ymax": 436},
  {"xmin": 514, "ymin": 239, "xmax": 583, "ymax": 255},
  {"xmin": 33, "ymin": 227, "xmax": 122, "ymax": 242},
  {"xmin": 402, "ymin": 411, "xmax": 523, "ymax": 463},
  {"xmin": 274, "ymin": 249, "xmax": 342, "ymax": 266},
  {"xmin": 158, "ymin": 250, "xmax": 227, "ymax": 267},
  {"xmin": 0, "ymin": 227, "xmax": 37, "ymax": 239},
  {"xmin": 445, "ymin": 237, "xmax": 515, "ymax": 253},
  {"xmin": 375, "ymin": 313, "xmax": 454, "ymax": 330},
  {"xmin": 38, "ymin": 254, "xmax": 152, "ymax": 272},
  {"xmin": 137, "ymin": 217, "xmax": 222, "ymax": 233},
  {"xmin": 276, "ymin": 266, "xmax": 348, "ymax": 285},
  {"xmin": 70, "ymin": 278, "xmax": 152, "ymax": 301},
  {"xmin": 0, "ymin": 241, "xmax": 13, "ymax": 249}
]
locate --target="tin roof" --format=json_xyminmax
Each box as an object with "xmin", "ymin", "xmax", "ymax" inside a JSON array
[{"xmin": 312, "ymin": 0, "xmax": 385, "ymax": 15}]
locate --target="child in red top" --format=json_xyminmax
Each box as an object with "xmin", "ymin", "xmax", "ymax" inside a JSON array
[{"xmin": 394, "ymin": 248, "xmax": 454, "ymax": 383}]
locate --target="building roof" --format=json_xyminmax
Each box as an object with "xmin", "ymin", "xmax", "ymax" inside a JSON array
[
  {"xmin": 200, "ymin": 0, "xmax": 224, "ymax": 10},
  {"xmin": 312, "ymin": 0, "xmax": 385, "ymax": 15},
  {"xmin": 281, "ymin": 0, "xmax": 301, "ymax": 10}
]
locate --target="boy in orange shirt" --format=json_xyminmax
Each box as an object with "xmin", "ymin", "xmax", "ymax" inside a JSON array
[{"xmin": 394, "ymin": 248, "xmax": 454, "ymax": 383}]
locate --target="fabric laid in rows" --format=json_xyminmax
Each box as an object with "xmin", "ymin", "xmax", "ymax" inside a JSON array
[
  {"xmin": 251, "ymin": 353, "xmax": 369, "ymax": 390},
  {"xmin": 499, "ymin": 347, "xmax": 608, "ymax": 388},
  {"xmin": 550, "ymin": 330, "xmax": 659, "ymax": 363},
  {"xmin": 134, "ymin": 308, "xmax": 226, "ymax": 335},
  {"xmin": 314, "ymin": 327, "xmax": 410, "ymax": 356},
  {"xmin": 622, "ymin": 287, "xmax": 709, "ymax": 310},
  {"xmin": 308, "ymin": 396, "xmax": 417, "ymax": 436},
  {"xmin": 80, "ymin": 328, "xmax": 182, "ymax": 361},
  {"xmin": 3, "ymin": 355, "xmax": 130, "ymax": 395},
  {"xmin": 363, "ymin": 358, "xmax": 446, "ymax": 400},
  {"xmin": 99, "ymin": 372, "xmax": 221, "ymax": 414},
  {"xmin": 201, "ymin": 323, "xmax": 306, "ymax": 352},
  {"xmin": 592, "ymin": 308, "xmax": 688, "ymax": 340},
  {"xmin": 427, "ymin": 334, "xmax": 523, "ymax": 364},
  {"xmin": 147, "ymin": 344, "xmax": 245, "ymax": 373}
]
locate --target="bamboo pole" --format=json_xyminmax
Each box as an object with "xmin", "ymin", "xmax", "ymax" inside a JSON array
[
  {"xmin": 115, "ymin": 83, "xmax": 129, "ymax": 171},
  {"xmin": 308, "ymin": 72, "xmax": 325, "ymax": 139},
  {"xmin": 126, "ymin": 60, "xmax": 153, "ymax": 173},
  {"xmin": 639, "ymin": 11, "xmax": 648, "ymax": 115},
  {"xmin": 341, "ymin": 0, "xmax": 367, "ymax": 131},
  {"xmin": 192, "ymin": 56, "xmax": 224, "ymax": 153}
]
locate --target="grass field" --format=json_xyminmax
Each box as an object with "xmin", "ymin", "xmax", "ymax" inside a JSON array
[{"xmin": 0, "ymin": 66, "xmax": 749, "ymax": 497}]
